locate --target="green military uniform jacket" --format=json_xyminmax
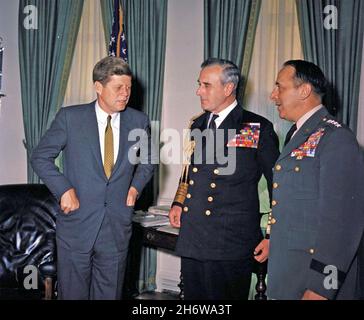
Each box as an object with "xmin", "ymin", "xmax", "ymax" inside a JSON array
[{"xmin": 268, "ymin": 107, "xmax": 364, "ymax": 300}]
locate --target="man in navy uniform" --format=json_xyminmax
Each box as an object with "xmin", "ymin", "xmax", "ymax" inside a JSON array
[
  {"xmin": 267, "ymin": 60, "xmax": 364, "ymax": 300},
  {"xmin": 169, "ymin": 58, "xmax": 280, "ymax": 300}
]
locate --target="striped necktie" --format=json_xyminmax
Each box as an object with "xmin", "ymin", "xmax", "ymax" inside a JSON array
[{"xmin": 104, "ymin": 115, "xmax": 114, "ymax": 179}]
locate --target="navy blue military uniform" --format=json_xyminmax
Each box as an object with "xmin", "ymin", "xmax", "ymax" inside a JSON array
[
  {"xmin": 267, "ymin": 107, "xmax": 364, "ymax": 300},
  {"xmin": 173, "ymin": 105, "xmax": 280, "ymax": 298}
]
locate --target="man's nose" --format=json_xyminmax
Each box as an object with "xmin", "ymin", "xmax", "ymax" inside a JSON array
[
  {"xmin": 270, "ymin": 88, "xmax": 277, "ymax": 101},
  {"xmin": 120, "ymin": 88, "xmax": 129, "ymax": 95}
]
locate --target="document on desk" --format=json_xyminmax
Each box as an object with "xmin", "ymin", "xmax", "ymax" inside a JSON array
[
  {"xmin": 133, "ymin": 211, "xmax": 170, "ymax": 227},
  {"xmin": 147, "ymin": 205, "xmax": 170, "ymax": 216},
  {"xmin": 157, "ymin": 224, "xmax": 180, "ymax": 235}
]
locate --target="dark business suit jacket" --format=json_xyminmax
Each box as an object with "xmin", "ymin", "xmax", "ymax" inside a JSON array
[
  {"xmin": 267, "ymin": 107, "xmax": 364, "ymax": 300},
  {"xmin": 31, "ymin": 101, "xmax": 156, "ymax": 253},
  {"xmin": 175, "ymin": 105, "xmax": 280, "ymax": 260}
]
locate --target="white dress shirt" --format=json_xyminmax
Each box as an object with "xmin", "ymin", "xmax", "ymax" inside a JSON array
[
  {"xmin": 291, "ymin": 104, "xmax": 323, "ymax": 139},
  {"xmin": 95, "ymin": 101, "xmax": 120, "ymax": 164},
  {"xmin": 207, "ymin": 100, "xmax": 238, "ymax": 129}
]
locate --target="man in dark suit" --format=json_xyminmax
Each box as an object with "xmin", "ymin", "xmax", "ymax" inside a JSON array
[
  {"xmin": 31, "ymin": 56, "xmax": 156, "ymax": 299},
  {"xmin": 169, "ymin": 58, "xmax": 280, "ymax": 300},
  {"xmin": 267, "ymin": 60, "xmax": 364, "ymax": 300}
]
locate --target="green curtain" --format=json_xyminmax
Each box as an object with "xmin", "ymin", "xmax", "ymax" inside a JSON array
[
  {"xmin": 296, "ymin": 0, "xmax": 364, "ymax": 133},
  {"xmin": 204, "ymin": 0, "xmax": 262, "ymax": 100},
  {"xmin": 19, "ymin": 0, "xmax": 84, "ymax": 182},
  {"xmin": 100, "ymin": 0, "xmax": 168, "ymax": 294},
  {"xmin": 100, "ymin": 0, "xmax": 114, "ymax": 49}
]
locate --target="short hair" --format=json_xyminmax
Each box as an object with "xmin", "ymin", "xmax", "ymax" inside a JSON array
[
  {"xmin": 283, "ymin": 60, "xmax": 328, "ymax": 99},
  {"xmin": 201, "ymin": 58, "xmax": 240, "ymax": 94},
  {"xmin": 92, "ymin": 56, "xmax": 132, "ymax": 85}
]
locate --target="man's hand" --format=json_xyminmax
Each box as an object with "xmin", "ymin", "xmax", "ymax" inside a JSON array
[
  {"xmin": 60, "ymin": 188, "xmax": 80, "ymax": 214},
  {"xmin": 126, "ymin": 186, "xmax": 139, "ymax": 207},
  {"xmin": 302, "ymin": 289, "xmax": 327, "ymax": 300},
  {"xmin": 169, "ymin": 205, "xmax": 182, "ymax": 228},
  {"xmin": 254, "ymin": 239, "xmax": 269, "ymax": 263}
]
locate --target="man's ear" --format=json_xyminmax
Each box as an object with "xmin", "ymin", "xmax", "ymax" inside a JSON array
[
  {"xmin": 224, "ymin": 82, "xmax": 235, "ymax": 97},
  {"xmin": 94, "ymin": 81, "xmax": 103, "ymax": 95},
  {"xmin": 300, "ymin": 83, "xmax": 312, "ymax": 100}
]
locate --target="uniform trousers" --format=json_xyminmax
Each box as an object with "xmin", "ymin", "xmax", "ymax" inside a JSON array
[
  {"xmin": 56, "ymin": 215, "xmax": 128, "ymax": 300},
  {"xmin": 181, "ymin": 257, "xmax": 253, "ymax": 300}
]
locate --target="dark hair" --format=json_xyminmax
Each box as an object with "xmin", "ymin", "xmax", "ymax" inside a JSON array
[
  {"xmin": 201, "ymin": 58, "xmax": 240, "ymax": 94},
  {"xmin": 92, "ymin": 56, "xmax": 132, "ymax": 85},
  {"xmin": 283, "ymin": 60, "xmax": 328, "ymax": 98}
]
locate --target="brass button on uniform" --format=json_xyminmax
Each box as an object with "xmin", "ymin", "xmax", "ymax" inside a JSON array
[
  {"xmin": 208, "ymin": 196, "xmax": 214, "ymax": 202},
  {"xmin": 273, "ymin": 183, "xmax": 279, "ymax": 189},
  {"xmin": 210, "ymin": 183, "xmax": 216, "ymax": 189},
  {"xmin": 186, "ymin": 193, "xmax": 191, "ymax": 199},
  {"xmin": 189, "ymin": 180, "xmax": 194, "ymax": 185},
  {"xmin": 294, "ymin": 167, "xmax": 300, "ymax": 172},
  {"xmin": 205, "ymin": 210, "xmax": 211, "ymax": 216},
  {"xmin": 183, "ymin": 207, "xmax": 189, "ymax": 212},
  {"xmin": 214, "ymin": 169, "xmax": 219, "ymax": 175},
  {"xmin": 272, "ymin": 200, "xmax": 277, "ymax": 207},
  {"xmin": 192, "ymin": 167, "xmax": 198, "ymax": 173},
  {"xmin": 275, "ymin": 164, "xmax": 282, "ymax": 171},
  {"xmin": 309, "ymin": 249, "xmax": 315, "ymax": 255}
]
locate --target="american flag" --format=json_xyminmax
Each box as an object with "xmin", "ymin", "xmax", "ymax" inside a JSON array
[{"xmin": 108, "ymin": 0, "xmax": 128, "ymax": 62}]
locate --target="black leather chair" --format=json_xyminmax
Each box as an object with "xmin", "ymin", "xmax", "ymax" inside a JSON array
[{"xmin": 0, "ymin": 184, "xmax": 57, "ymax": 300}]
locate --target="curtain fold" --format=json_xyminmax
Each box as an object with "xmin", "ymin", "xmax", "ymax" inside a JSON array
[
  {"xmin": 18, "ymin": 0, "xmax": 84, "ymax": 182},
  {"xmin": 101, "ymin": 0, "xmax": 168, "ymax": 294},
  {"xmin": 296, "ymin": 0, "xmax": 364, "ymax": 132},
  {"xmin": 204, "ymin": 0, "xmax": 262, "ymax": 100},
  {"xmin": 99, "ymin": 0, "xmax": 114, "ymax": 50},
  {"xmin": 123, "ymin": 0, "xmax": 167, "ymax": 295},
  {"xmin": 64, "ymin": 0, "xmax": 106, "ymax": 107}
]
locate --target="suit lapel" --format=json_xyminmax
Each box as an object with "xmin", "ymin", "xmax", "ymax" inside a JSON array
[
  {"xmin": 80, "ymin": 102, "xmax": 105, "ymax": 175},
  {"xmin": 112, "ymin": 109, "xmax": 133, "ymax": 176},
  {"xmin": 278, "ymin": 108, "xmax": 329, "ymax": 161},
  {"xmin": 218, "ymin": 104, "xmax": 243, "ymax": 132}
]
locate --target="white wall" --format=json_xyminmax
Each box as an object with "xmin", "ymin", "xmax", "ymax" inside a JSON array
[
  {"xmin": 0, "ymin": 0, "xmax": 27, "ymax": 184},
  {"xmin": 155, "ymin": 0, "xmax": 204, "ymax": 293},
  {"xmin": 159, "ymin": 0, "xmax": 204, "ymax": 206}
]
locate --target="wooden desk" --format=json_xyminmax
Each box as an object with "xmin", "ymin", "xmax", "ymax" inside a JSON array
[{"xmin": 130, "ymin": 222, "xmax": 268, "ymax": 300}]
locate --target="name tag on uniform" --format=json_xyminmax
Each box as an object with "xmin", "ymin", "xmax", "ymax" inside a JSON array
[
  {"xmin": 227, "ymin": 123, "xmax": 260, "ymax": 148},
  {"xmin": 291, "ymin": 128, "xmax": 325, "ymax": 158}
]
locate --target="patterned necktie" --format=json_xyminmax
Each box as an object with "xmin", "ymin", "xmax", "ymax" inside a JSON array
[
  {"xmin": 104, "ymin": 115, "xmax": 114, "ymax": 179},
  {"xmin": 284, "ymin": 123, "xmax": 297, "ymax": 146}
]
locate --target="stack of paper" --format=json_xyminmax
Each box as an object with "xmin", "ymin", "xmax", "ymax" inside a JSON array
[
  {"xmin": 132, "ymin": 210, "xmax": 170, "ymax": 227},
  {"xmin": 147, "ymin": 205, "xmax": 170, "ymax": 216}
]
